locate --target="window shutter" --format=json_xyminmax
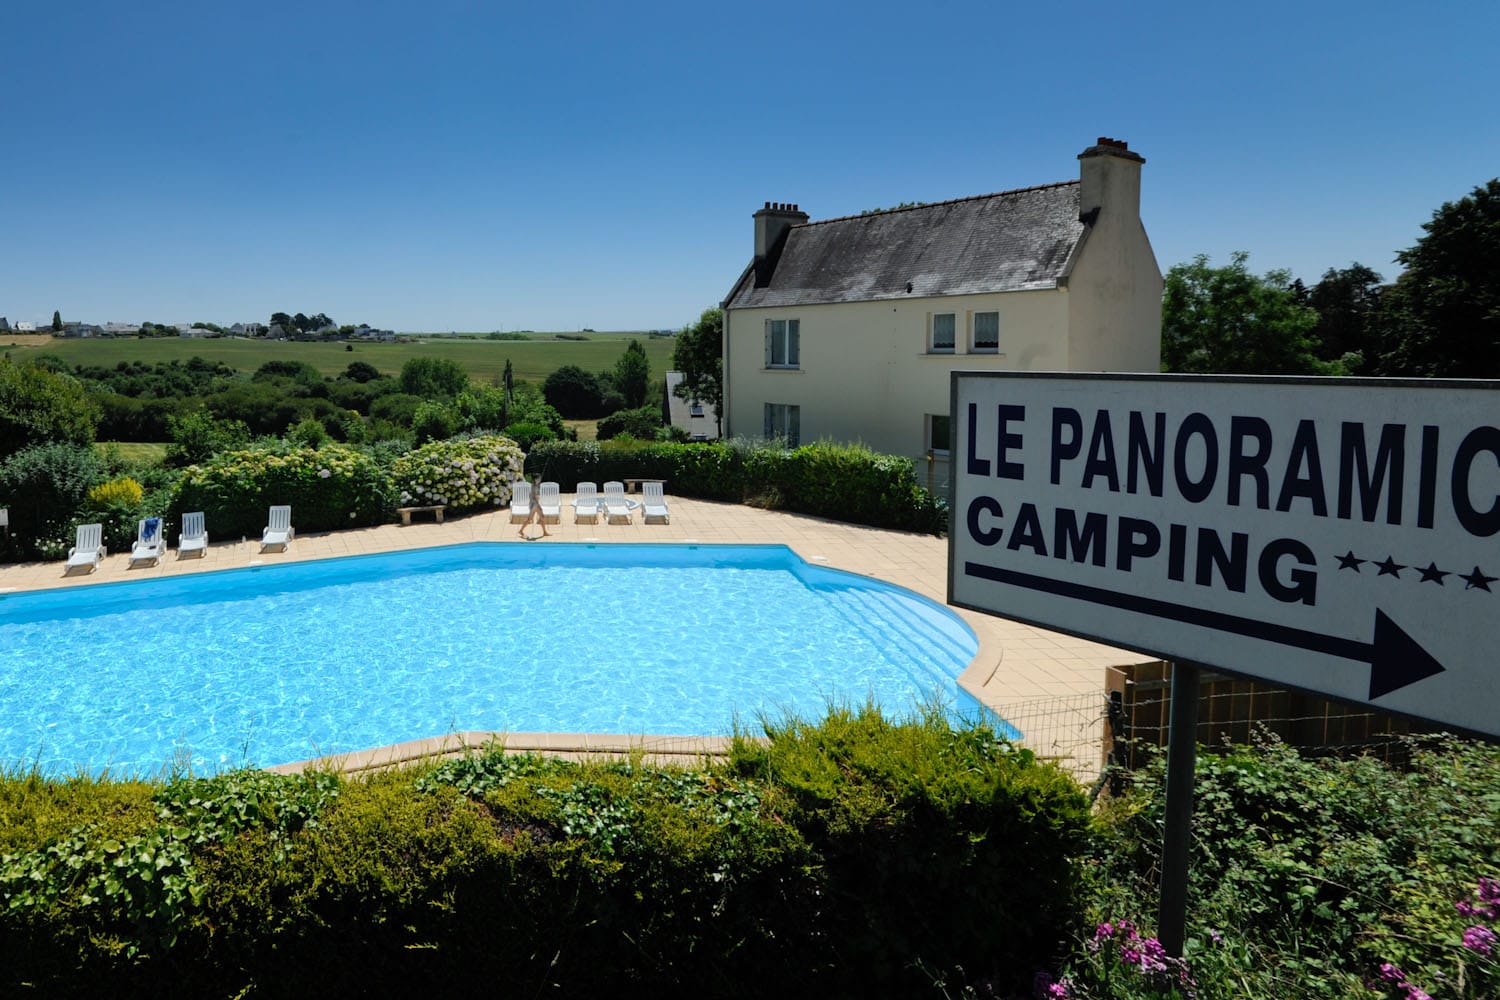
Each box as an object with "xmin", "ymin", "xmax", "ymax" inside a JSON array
[
  {"xmin": 763, "ymin": 403, "xmax": 773, "ymax": 438},
  {"xmin": 788, "ymin": 405, "xmax": 800, "ymax": 447},
  {"xmin": 764, "ymin": 320, "xmax": 772, "ymax": 367},
  {"xmin": 789, "ymin": 319, "xmax": 800, "ymax": 367}
]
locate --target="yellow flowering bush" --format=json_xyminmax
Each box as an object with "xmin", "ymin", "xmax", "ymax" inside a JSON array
[
  {"xmin": 86, "ymin": 476, "xmax": 145, "ymax": 508},
  {"xmin": 391, "ymin": 435, "xmax": 526, "ymax": 513},
  {"xmin": 173, "ymin": 443, "xmax": 391, "ymax": 537}
]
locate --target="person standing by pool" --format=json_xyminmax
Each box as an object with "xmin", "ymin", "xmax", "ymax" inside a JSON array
[{"xmin": 518, "ymin": 473, "xmax": 549, "ymax": 540}]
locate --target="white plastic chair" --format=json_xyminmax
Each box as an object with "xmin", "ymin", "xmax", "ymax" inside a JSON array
[
  {"xmin": 178, "ymin": 511, "xmax": 208, "ymax": 558},
  {"xmin": 65, "ymin": 523, "xmax": 106, "ymax": 573},
  {"xmin": 129, "ymin": 516, "xmax": 165, "ymax": 566},
  {"xmin": 509, "ymin": 481, "xmax": 533, "ymax": 523},
  {"xmin": 642, "ymin": 482, "xmax": 670, "ymax": 524},
  {"xmin": 261, "ymin": 505, "xmax": 294, "ymax": 552},
  {"xmin": 538, "ymin": 481, "xmax": 562, "ymax": 524},
  {"xmin": 573, "ymin": 482, "xmax": 599, "ymax": 524},
  {"xmin": 603, "ymin": 481, "xmax": 632, "ymax": 524}
]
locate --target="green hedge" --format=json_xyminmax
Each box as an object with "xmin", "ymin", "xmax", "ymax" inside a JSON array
[
  {"xmin": 0, "ymin": 711, "xmax": 1085, "ymax": 997},
  {"xmin": 526, "ymin": 438, "xmax": 947, "ymax": 533},
  {"xmin": 171, "ymin": 443, "xmax": 393, "ymax": 539}
]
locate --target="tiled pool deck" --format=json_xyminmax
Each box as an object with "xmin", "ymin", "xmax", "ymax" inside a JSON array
[{"xmin": 0, "ymin": 496, "xmax": 1157, "ymax": 776}]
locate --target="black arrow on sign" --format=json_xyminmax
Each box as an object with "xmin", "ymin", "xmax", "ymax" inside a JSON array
[{"xmin": 963, "ymin": 561, "xmax": 1446, "ymax": 700}]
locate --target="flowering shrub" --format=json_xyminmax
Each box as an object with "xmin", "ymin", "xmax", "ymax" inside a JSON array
[
  {"xmin": 390, "ymin": 435, "xmax": 525, "ymax": 514},
  {"xmin": 1374, "ymin": 878, "xmax": 1500, "ymax": 1000},
  {"xmin": 172, "ymin": 443, "xmax": 391, "ymax": 538},
  {"xmin": 86, "ymin": 476, "xmax": 145, "ymax": 508},
  {"xmin": 1037, "ymin": 920, "xmax": 1198, "ymax": 999}
]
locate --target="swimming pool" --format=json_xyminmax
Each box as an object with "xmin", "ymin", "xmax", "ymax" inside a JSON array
[{"xmin": 0, "ymin": 543, "xmax": 990, "ymax": 777}]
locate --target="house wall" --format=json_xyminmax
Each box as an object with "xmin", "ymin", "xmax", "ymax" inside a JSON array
[
  {"xmin": 724, "ymin": 289, "xmax": 1069, "ymax": 461},
  {"xmin": 1065, "ymin": 220, "xmax": 1162, "ymax": 372}
]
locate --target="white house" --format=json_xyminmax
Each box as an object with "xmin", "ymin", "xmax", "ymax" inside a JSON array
[
  {"xmin": 720, "ymin": 137, "xmax": 1162, "ymax": 488},
  {"xmin": 664, "ymin": 371, "xmax": 720, "ymax": 440}
]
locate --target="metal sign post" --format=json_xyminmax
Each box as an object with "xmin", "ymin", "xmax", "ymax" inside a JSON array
[
  {"xmin": 947, "ymin": 372, "xmax": 1500, "ymax": 956},
  {"xmin": 1157, "ymin": 661, "xmax": 1200, "ymax": 956}
]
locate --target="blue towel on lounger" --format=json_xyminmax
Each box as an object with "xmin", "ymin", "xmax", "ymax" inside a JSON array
[{"xmin": 142, "ymin": 517, "xmax": 160, "ymax": 542}]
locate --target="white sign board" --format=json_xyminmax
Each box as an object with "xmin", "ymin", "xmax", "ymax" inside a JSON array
[{"xmin": 949, "ymin": 373, "xmax": 1500, "ymax": 738}]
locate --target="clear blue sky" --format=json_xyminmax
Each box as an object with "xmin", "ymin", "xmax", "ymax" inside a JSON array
[{"xmin": 4, "ymin": 0, "xmax": 1496, "ymax": 333}]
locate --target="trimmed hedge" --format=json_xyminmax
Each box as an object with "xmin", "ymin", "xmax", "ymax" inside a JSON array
[
  {"xmin": 526, "ymin": 438, "xmax": 947, "ymax": 534},
  {"xmin": 171, "ymin": 443, "xmax": 392, "ymax": 539},
  {"xmin": 0, "ymin": 711, "xmax": 1086, "ymax": 997}
]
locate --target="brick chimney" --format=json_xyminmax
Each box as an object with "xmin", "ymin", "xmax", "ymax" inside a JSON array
[
  {"xmin": 1078, "ymin": 137, "xmax": 1145, "ymax": 221},
  {"xmin": 753, "ymin": 202, "xmax": 809, "ymax": 259}
]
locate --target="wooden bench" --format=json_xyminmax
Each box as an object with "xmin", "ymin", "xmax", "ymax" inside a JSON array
[
  {"xmin": 397, "ymin": 504, "xmax": 446, "ymax": 526},
  {"xmin": 622, "ymin": 478, "xmax": 666, "ymax": 494}
]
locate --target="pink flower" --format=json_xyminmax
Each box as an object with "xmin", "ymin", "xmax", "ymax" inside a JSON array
[
  {"xmin": 1138, "ymin": 937, "xmax": 1169, "ymax": 973},
  {"xmin": 1379, "ymin": 962, "xmax": 1406, "ymax": 984},
  {"xmin": 1463, "ymin": 924, "xmax": 1496, "ymax": 956}
]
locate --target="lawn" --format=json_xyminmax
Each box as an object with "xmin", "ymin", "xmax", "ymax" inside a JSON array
[
  {"xmin": 5, "ymin": 333, "xmax": 679, "ymax": 384},
  {"xmin": 96, "ymin": 442, "xmax": 169, "ymax": 465}
]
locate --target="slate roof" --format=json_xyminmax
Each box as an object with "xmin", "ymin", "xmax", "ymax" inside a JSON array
[{"xmin": 724, "ymin": 180, "xmax": 1087, "ymax": 310}]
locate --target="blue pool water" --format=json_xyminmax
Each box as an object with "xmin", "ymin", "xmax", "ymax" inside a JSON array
[{"xmin": 0, "ymin": 543, "xmax": 992, "ymax": 777}]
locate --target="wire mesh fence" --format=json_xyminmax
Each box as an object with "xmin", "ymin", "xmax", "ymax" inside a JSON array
[{"xmin": 994, "ymin": 662, "xmax": 1431, "ymax": 785}]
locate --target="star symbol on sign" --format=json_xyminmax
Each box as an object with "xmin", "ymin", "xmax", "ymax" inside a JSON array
[
  {"xmin": 1418, "ymin": 562, "xmax": 1450, "ymax": 585},
  {"xmin": 1374, "ymin": 556, "xmax": 1405, "ymax": 578},
  {"xmin": 1335, "ymin": 551, "xmax": 1364, "ymax": 572},
  {"xmin": 1462, "ymin": 566, "xmax": 1498, "ymax": 592}
]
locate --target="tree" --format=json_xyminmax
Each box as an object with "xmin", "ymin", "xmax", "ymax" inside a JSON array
[
  {"xmin": 1162, "ymin": 252, "xmax": 1341, "ymax": 375},
  {"xmin": 342, "ymin": 361, "xmax": 381, "ymax": 383},
  {"xmin": 671, "ymin": 307, "xmax": 724, "ymax": 436},
  {"xmin": 399, "ymin": 356, "xmax": 470, "ymax": 398},
  {"xmin": 1375, "ymin": 178, "xmax": 1500, "ymax": 377},
  {"xmin": 1303, "ymin": 263, "xmax": 1384, "ymax": 371},
  {"xmin": 0, "ymin": 358, "xmax": 100, "ymax": 455},
  {"xmin": 542, "ymin": 364, "xmax": 605, "ymax": 418},
  {"xmin": 612, "ymin": 339, "xmax": 650, "ymax": 409},
  {"xmin": 51, "ymin": 310, "xmax": 62, "ymax": 332}
]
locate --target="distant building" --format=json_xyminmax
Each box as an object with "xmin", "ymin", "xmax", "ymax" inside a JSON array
[
  {"xmin": 665, "ymin": 371, "xmax": 720, "ymax": 441},
  {"xmin": 229, "ymin": 322, "xmax": 266, "ymax": 337},
  {"xmin": 0, "ymin": 317, "xmax": 9, "ymax": 332},
  {"xmin": 15, "ymin": 321, "xmax": 35, "ymax": 332},
  {"xmin": 102, "ymin": 322, "xmax": 141, "ymax": 336}
]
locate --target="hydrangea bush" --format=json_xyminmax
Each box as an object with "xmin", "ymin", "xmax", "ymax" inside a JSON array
[
  {"xmin": 173, "ymin": 443, "xmax": 391, "ymax": 538},
  {"xmin": 390, "ymin": 435, "xmax": 525, "ymax": 513}
]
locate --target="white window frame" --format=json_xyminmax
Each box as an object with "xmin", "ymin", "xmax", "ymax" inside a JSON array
[
  {"xmin": 765, "ymin": 318, "xmax": 800, "ymax": 369},
  {"xmin": 970, "ymin": 310, "xmax": 1000, "ymax": 353},
  {"xmin": 928, "ymin": 312, "xmax": 956, "ymax": 354},
  {"xmin": 763, "ymin": 402, "xmax": 801, "ymax": 447},
  {"xmin": 926, "ymin": 413, "xmax": 952, "ymax": 457},
  {"xmin": 688, "ymin": 401, "xmax": 704, "ymax": 417}
]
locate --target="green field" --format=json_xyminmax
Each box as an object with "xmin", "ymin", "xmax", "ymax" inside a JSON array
[{"xmin": 3, "ymin": 333, "xmax": 679, "ymax": 385}]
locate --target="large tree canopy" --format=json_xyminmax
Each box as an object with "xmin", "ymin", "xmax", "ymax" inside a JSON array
[
  {"xmin": 1299, "ymin": 263, "xmax": 1384, "ymax": 371},
  {"xmin": 671, "ymin": 307, "xmax": 723, "ymax": 435},
  {"xmin": 0, "ymin": 358, "xmax": 99, "ymax": 456},
  {"xmin": 1162, "ymin": 252, "xmax": 1342, "ymax": 375},
  {"xmin": 1375, "ymin": 178, "xmax": 1500, "ymax": 377}
]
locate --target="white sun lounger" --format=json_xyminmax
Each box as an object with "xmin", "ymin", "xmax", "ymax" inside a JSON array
[
  {"xmin": 261, "ymin": 505, "xmax": 294, "ymax": 552},
  {"xmin": 129, "ymin": 516, "xmax": 165, "ymax": 566},
  {"xmin": 603, "ymin": 481, "xmax": 632, "ymax": 524},
  {"xmin": 538, "ymin": 481, "xmax": 561, "ymax": 524},
  {"xmin": 65, "ymin": 523, "xmax": 106, "ymax": 573},
  {"xmin": 178, "ymin": 511, "xmax": 208, "ymax": 557},
  {"xmin": 573, "ymin": 482, "xmax": 600, "ymax": 524},
  {"xmin": 642, "ymin": 482, "xmax": 670, "ymax": 524},
  {"xmin": 509, "ymin": 480, "xmax": 533, "ymax": 523}
]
